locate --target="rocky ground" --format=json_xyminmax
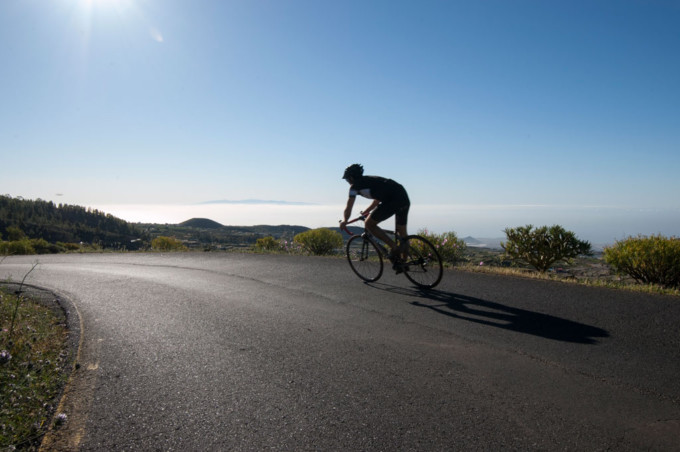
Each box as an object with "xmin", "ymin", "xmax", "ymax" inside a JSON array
[{"xmin": 464, "ymin": 247, "xmax": 635, "ymax": 285}]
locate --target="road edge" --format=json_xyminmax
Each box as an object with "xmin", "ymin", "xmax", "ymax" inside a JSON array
[{"xmin": 0, "ymin": 282, "xmax": 87, "ymax": 451}]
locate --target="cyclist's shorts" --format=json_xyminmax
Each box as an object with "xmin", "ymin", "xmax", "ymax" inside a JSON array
[{"xmin": 371, "ymin": 188, "xmax": 410, "ymax": 226}]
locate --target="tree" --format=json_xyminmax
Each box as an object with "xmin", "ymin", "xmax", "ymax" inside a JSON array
[
  {"xmin": 0, "ymin": 195, "xmax": 146, "ymax": 248},
  {"xmin": 502, "ymin": 224, "xmax": 592, "ymax": 272}
]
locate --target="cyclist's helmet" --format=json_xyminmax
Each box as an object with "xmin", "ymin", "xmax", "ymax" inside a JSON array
[{"xmin": 342, "ymin": 163, "xmax": 364, "ymax": 181}]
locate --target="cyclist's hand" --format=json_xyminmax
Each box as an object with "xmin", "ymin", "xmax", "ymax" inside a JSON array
[{"xmin": 339, "ymin": 220, "xmax": 348, "ymax": 231}]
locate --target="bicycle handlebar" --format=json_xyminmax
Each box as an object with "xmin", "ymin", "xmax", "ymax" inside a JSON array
[{"xmin": 339, "ymin": 213, "xmax": 367, "ymax": 236}]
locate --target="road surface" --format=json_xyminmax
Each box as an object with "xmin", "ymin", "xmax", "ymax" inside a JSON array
[{"xmin": 3, "ymin": 253, "xmax": 679, "ymax": 450}]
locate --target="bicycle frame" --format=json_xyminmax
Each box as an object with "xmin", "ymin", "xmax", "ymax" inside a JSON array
[
  {"xmin": 341, "ymin": 214, "xmax": 401, "ymax": 250},
  {"xmin": 341, "ymin": 214, "xmax": 444, "ymax": 289}
]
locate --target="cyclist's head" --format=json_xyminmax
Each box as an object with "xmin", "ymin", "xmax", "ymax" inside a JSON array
[{"xmin": 342, "ymin": 163, "xmax": 364, "ymax": 182}]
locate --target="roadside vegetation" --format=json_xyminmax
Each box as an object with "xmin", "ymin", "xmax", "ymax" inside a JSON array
[
  {"xmin": 1, "ymin": 265, "xmax": 70, "ymax": 451},
  {"xmin": 603, "ymin": 235, "xmax": 680, "ymax": 289},
  {"xmin": 293, "ymin": 228, "xmax": 343, "ymax": 256},
  {"xmin": 501, "ymin": 224, "xmax": 592, "ymax": 272},
  {"xmin": 251, "ymin": 226, "xmax": 679, "ymax": 296},
  {"xmin": 151, "ymin": 236, "xmax": 188, "ymax": 252}
]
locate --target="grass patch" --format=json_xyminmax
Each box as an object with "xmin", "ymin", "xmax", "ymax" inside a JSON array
[{"xmin": 1, "ymin": 286, "xmax": 70, "ymax": 451}]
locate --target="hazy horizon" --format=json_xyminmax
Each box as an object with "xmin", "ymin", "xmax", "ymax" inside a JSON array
[{"xmin": 88, "ymin": 199, "xmax": 678, "ymax": 245}]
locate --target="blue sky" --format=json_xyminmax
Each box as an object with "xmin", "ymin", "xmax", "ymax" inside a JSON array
[{"xmin": 1, "ymin": 0, "xmax": 679, "ymax": 243}]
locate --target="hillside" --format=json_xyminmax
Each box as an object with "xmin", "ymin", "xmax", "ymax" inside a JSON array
[
  {"xmin": 139, "ymin": 221, "xmax": 311, "ymax": 249},
  {"xmin": 180, "ymin": 218, "xmax": 224, "ymax": 229},
  {"xmin": 0, "ymin": 195, "xmax": 146, "ymax": 249}
]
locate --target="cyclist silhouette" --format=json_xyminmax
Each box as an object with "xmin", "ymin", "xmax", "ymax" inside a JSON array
[{"xmin": 340, "ymin": 164, "xmax": 410, "ymax": 261}]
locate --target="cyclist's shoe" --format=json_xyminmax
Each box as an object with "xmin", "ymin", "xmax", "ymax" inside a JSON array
[
  {"xmin": 388, "ymin": 247, "xmax": 402, "ymax": 263},
  {"xmin": 390, "ymin": 248, "xmax": 406, "ymax": 274},
  {"xmin": 389, "ymin": 242, "xmax": 408, "ymax": 262}
]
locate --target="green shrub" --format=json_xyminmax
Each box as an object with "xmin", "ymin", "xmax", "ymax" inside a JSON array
[
  {"xmin": 255, "ymin": 236, "xmax": 281, "ymax": 252},
  {"xmin": 57, "ymin": 242, "xmax": 82, "ymax": 252},
  {"xmin": 502, "ymin": 224, "xmax": 592, "ymax": 272},
  {"xmin": 604, "ymin": 235, "xmax": 680, "ymax": 288},
  {"xmin": 29, "ymin": 238, "xmax": 59, "ymax": 254},
  {"xmin": 0, "ymin": 239, "xmax": 36, "ymax": 255},
  {"xmin": 416, "ymin": 229, "xmax": 466, "ymax": 265},
  {"xmin": 151, "ymin": 236, "xmax": 187, "ymax": 252},
  {"xmin": 294, "ymin": 228, "xmax": 343, "ymax": 256},
  {"xmin": 6, "ymin": 226, "xmax": 26, "ymax": 241}
]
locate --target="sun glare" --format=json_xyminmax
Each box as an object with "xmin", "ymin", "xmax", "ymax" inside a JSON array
[
  {"xmin": 81, "ymin": 0, "xmax": 134, "ymax": 11},
  {"xmin": 84, "ymin": 0, "xmax": 123, "ymax": 4}
]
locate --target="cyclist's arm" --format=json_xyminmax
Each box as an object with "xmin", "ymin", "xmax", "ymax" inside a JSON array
[
  {"xmin": 363, "ymin": 199, "xmax": 380, "ymax": 216},
  {"xmin": 341, "ymin": 196, "xmax": 356, "ymax": 227}
]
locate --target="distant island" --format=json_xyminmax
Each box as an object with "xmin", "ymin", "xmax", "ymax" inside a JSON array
[{"xmin": 199, "ymin": 199, "xmax": 315, "ymax": 206}]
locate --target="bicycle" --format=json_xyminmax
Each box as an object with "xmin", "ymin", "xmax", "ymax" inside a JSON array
[{"xmin": 340, "ymin": 214, "xmax": 443, "ymax": 289}]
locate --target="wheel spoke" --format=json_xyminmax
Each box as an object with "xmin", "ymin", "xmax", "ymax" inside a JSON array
[
  {"xmin": 402, "ymin": 235, "xmax": 443, "ymax": 288},
  {"xmin": 346, "ymin": 236, "xmax": 383, "ymax": 282}
]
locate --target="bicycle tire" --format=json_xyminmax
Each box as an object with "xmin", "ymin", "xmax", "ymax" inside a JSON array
[
  {"xmin": 401, "ymin": 235, "xmax": 443, "ymax": 289},
  {"xmin": 346, "ymin": 235, "xmax": 384, "ymax": 282}
]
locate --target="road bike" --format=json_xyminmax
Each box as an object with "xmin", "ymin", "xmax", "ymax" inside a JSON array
[{"xmin": 341, "ymin": 215, "xmax": 443, "ymax": 289}]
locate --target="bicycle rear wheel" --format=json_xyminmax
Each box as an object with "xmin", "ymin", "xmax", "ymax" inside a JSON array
[
  {"xmin": 346, "ymin": 235, "xmax": 383, "ymax": 282},
  {"xmin": 402, "ymin": 235, "xmax": 443, "ymax": 289}
]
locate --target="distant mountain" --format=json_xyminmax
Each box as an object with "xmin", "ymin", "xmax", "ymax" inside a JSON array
[
  {"xmin": 180, "ymin": 218, "xmax": 224, "ymax": 229},
  {"xmin": 462, "ymin": 236, "xmax": 483, "ymax": 245}
]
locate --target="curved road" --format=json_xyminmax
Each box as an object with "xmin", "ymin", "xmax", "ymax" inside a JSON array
[{"xmin": 3, "ymin": 253, "xmax": 680, "ymax": 450}]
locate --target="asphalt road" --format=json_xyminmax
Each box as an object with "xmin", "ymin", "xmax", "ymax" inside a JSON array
[{"xmin": 3, "ymin": 253, "xmax": 680, "ymax": 451}]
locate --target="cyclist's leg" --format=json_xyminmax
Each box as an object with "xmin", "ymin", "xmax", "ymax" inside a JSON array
[
  {"xmin": 367, "ymin": 192, "xmax": 409, "ymax": 256},
  {"xmin": 365, "ymin": 213, "xmax": 396, "ymax": 250},
  {"xmin": 393, "ymin": 203, "xmax": 410, "ymax": 263},
  {"xmin": 395, "ymin": 204, "xmax": 409, "ymax": 240}
]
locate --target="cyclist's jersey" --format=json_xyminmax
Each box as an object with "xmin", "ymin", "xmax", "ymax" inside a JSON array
[{"xmin": 348, "ymin": 176, "xmax": 406, "ymax": 202}]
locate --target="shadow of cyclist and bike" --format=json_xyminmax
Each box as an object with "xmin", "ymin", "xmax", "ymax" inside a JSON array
[{"xmin": 365, "ymin": 282, "xmax": 609, "ymax": 345}]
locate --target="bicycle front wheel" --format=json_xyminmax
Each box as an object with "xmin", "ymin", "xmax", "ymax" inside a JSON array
[
  {"xmin": 402, "ymin": 235, "xmax": 443, "ymax": 289},
  {"xmin": 346, "ymin": 235, "xmax": 383, "ymax": 282}
]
